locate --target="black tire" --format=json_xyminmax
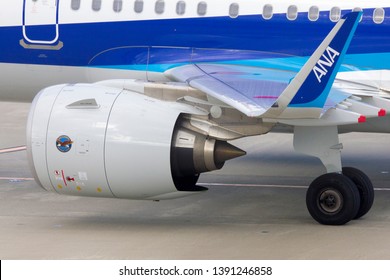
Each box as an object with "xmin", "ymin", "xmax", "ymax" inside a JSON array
[
  {"xmin": 342, "ymin": 167, "xmax": 374, "ymax": 219},
  {"xmin": 306, "ymin": 173, "xmax": 360, "ymax": 225}
]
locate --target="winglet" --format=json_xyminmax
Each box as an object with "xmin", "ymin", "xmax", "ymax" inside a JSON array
[{"xmin": 265, "ymin": 12, "xmax": 362, "ymax": 119}]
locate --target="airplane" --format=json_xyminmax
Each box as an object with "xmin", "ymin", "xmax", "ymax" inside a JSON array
[{"xmin": 0, "ymin": 0, "xmax": 389, "ymax": 226}]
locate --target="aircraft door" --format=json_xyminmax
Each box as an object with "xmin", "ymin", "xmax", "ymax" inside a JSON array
[{"xmin": 22, "ymin": 0, "xmax": 62, "ymax": 48}]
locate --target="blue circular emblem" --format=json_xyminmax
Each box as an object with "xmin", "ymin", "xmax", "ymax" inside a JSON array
[{"xmin": 56, "ymin": 135, "xmax": 73, "ymax": 153}]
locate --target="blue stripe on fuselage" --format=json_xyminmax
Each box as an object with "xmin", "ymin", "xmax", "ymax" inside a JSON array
[
  {"xmin": 91, "ymin": 52, "xmax": 390, "ymax": 73},
  {"xmin": 0, "ymin": 9, "xmax": 389, "ymax": 69}
]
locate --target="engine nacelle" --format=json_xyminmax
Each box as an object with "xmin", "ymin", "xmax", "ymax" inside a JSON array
[{"xmin": 27, "ymin": 83, "xmax": 245, "ymax": 200}]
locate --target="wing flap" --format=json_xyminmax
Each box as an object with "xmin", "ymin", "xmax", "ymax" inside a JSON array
[{"xmin": 166, "ymin": 64, "xmax": 291, "ymax": 117}]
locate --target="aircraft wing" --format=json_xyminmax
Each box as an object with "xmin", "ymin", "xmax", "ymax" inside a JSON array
[
  {"xmin": 166, "ymin": 63, "xmax": 292, "ymax": 117},
  {"xmin": 166, "ymin": 12, "xmax": 390, "ymax": 125}
]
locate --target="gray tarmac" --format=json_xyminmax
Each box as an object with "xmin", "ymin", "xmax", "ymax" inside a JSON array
[{"xmin": 1, "ymin": 102, "xmax": 390, "ymax": 260}]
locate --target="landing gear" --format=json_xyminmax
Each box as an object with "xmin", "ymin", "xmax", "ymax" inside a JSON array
[
  {"xmin": 306, "ymin": 173, "xmax": 360, "ymax": 225},
  {"xmin": 306, "ymin": 169, "xmax": 375, "ymax": 225},
  {"xmin": 294, "ymin": 126, "xmax": 375, "ymax": 225},
  {"xmin": 342, "ymin": 167, "xmax": 375, "ymax": 219}
]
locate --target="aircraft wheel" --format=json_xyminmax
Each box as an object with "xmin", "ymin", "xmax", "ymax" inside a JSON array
[
  {"xmin": 306, "ymin": 173, "xmax": 360, "ymax": 225},
  {"xmin": 342, "ymin": 167, "xmax": 374, "ymax": 219}
]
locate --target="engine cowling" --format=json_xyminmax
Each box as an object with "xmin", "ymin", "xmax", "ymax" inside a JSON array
[{"xmin": 27, "ymin": 83, "xmax": 245, "ymax": 200}]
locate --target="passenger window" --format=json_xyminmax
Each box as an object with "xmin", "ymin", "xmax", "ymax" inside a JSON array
[
  {"xmin": 176, "ymin": 1, "xmax": 186, "ymax": 15},
  {"xmin": 229, "ymin": 3, "xmax": 239, "ymax": 18},
  {"xmin": 113, "ymin": 0, "xmax": 123, "ymax": 12},
  {"xmin": 330, "ymin": 7, "xmax": 341, "ymax": 22},
  {"xmin": 308, "ymin": 6, "xmax": 319, "ymax": 21},
  {"xmin": 92, "ymin": 0, "xmax": 101, "ymax": 12},
  {"xmin": 134, "ymin": 0, "xmax": 144, "ymax": 13},
  {"xmin": 197, "ymin": 2, "xmax": 207, "ymax": 16},
  {"xmin": 287, "ymin": 5, "xmax": 298, "ymax": 21},
  {"xmin": 155, "ymin": 0, "xmax": 165, "ymax": 14},
  {"xmin": 262, "ymin": 4, "xmax": 273, "ymax": 20},
  {"xmin": 71, "ymin": 0, "xmax": 81, "ymax": 11},
  {"xmin": 373, "ymin": 8, "xmax": 385, "ymax": 24}
]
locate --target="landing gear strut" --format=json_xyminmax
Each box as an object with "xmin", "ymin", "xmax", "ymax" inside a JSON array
[{"xmin": 294, "ymin": 126, "xmax": 375, "ymax": 225}]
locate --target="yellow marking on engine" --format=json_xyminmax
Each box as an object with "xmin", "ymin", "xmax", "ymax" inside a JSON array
[
  {"xmin": 57, "ymin": 184, "xmax": 63, "ymax": 189},
  {"xmin": 76, "ymin": 186, "xmax": 81, "ymax": 191},
  {"xmin": 97, "ymin": 187, "xmax": 102, "ymax": 193}
]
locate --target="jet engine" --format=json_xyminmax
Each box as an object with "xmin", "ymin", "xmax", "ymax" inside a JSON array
[{"xmin": 27, "ymin": 83, "xmax": 245, "ymax": 200}]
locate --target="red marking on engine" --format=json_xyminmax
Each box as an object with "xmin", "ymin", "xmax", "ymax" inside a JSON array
[
  {"xmin": 61, "ymin": 170, "xmax": 67, "ymax": 186},
  {"xmin": 66, "ymin": 177, "xmax": 75, "ymax": 182}
]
